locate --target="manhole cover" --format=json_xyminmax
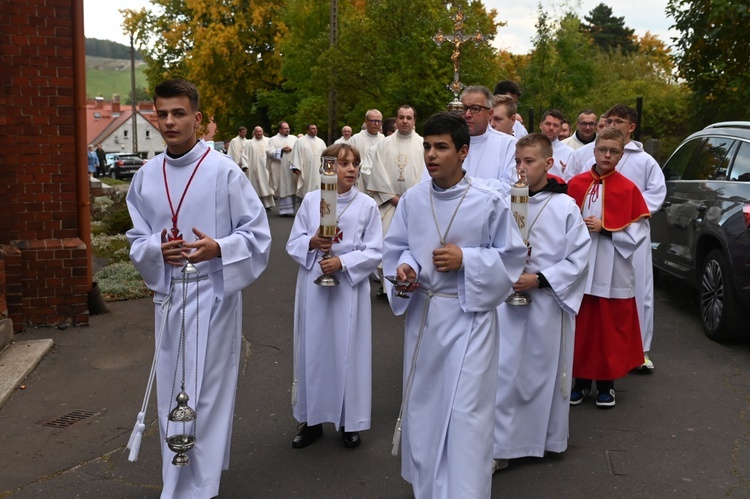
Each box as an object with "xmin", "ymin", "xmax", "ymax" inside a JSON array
[{"xmin": 42, "ymin": 410, "xmax": 99, "ymax": 429}]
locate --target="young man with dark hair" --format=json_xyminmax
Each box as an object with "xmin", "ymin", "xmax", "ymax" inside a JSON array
[
  {"xmin": 539, "ymin": 109, "xmax": 575, "ymax": 178},
  {"xmin": 126, "ymin": 78, "xmax": 271, "ymax": 498},
  {"xmin": 383, "ymin": 112, "xmax": 526, "ymax": 498},
  {"xmin": 493, "ymin": 80, "xmax": 528, "ymax": 138},
  {"xmin": 228, "ymin": 125, "xmax": 248, "ymax": 165}
]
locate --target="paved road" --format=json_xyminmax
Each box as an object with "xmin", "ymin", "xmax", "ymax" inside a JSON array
[{"xmin": 1, "ymin": 209, "xmax": 749, "ymax": 498}]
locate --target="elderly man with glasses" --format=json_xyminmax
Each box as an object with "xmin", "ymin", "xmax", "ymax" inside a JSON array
[
  {"xmin": 349, "ymin": 109, "xmax": 384, "ymax": 192},
  {"xmin": 451, "ymin": 85, "xmax": 517, "ymax": 195}
]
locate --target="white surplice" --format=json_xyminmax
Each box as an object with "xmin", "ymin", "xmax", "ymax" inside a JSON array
[
  {"xmin": 241, "ymin": 136, "xmax": 274, "ymax": 209},
  {"xmin": 286, "ymin": 188, "xmax": 382, "ymax": 431},
  {"xmin": 227, "ymin": 135, "xmax": 246, "ymax": 166},
  {"xmin": 266, "ymin": 133, "xmax": 298, "ymax": 215},
  {"xmin": 348, "ymin": 130, "xmax": 383, "ymax": 192},
  {"xmin": 464, "ymin": 126, "xmax": 517, "ymax": 191},
  {"xmin": 366, "ymin": 130, "xmax": 424, "ymax": 236},
  {"xmin": 290, "ymin": 134, "xmax": 327, "ymax": 199},
  {"xmin": 494, "ymin": 190, "xmax": 591, "ymax": 460},
  {"xmin": 383, "ymin": 176, "xmax": 527, "ymax": 499},
  {"xmin": 550, "ymin": 138, "xmax": 575, "ymax": 179},
  {"xmin": 126, "ymin": 140, "xmax": 271, "ymax": 499},
  {"xmin": 570, "ymin": 141, "xmax": 665, "ymax": 351}
]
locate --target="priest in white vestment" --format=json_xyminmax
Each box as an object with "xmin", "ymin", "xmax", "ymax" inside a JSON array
[
  {"xmin": 126, "ymin": 79, "xmax": 271, "ymax": 499},
  {"xmin": 333, "ymin": 125, "xmax": 353, "ymax": 144},
  {"xmin": 539, "ymin": 109, "xmax": 575, "ymax": 178},
  {"xmin": 383, "ymin": 112, "xmax": 527, "ymax": 499},
  {"xmin": 241, "ymin": 126, "xmax": 274, "ymax": 209},
  {"xmin": 494, "ymin": 134, "xmax": 590, "ymax": 471},
  {"xmin": 348, "ymin": 109, "xmax": 384, "ymax": 192},
  {"xmin": 290, "ymin": 123, "xmax": 327, "ymax": 199},
  {"xmin": 457, "ymin": 86, "xmax": 517, "ymax": 193},
  {"xmin": 287, "ymin": 143, "xmax": 382, "ymax": 449},
  {"xmin": 366, "ymin": 105, "xmax": 425, "ymax": 238},
  {"xmin": 227, "ymin": 126, "xmax": 247, "ymax": 166},
  {"xmin": 266, "ymin": 122, "xmax": 298, "ymax": 216},
  {"xmin": 562, "ymin": 109, "xmax": 598, "ymax": 151}
]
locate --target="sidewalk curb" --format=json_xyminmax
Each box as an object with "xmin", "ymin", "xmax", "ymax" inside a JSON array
[{"xmin": 0, "ymin": 338, "xmax": 54, "ymax": 409}]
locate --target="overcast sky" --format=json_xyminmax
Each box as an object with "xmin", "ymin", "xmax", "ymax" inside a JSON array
[{"xmin": 84, "ymin": 0, "xmax": 677, "ymax": 55}]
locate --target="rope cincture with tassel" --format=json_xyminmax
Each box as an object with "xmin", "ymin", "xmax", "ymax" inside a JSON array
[{"xmin": 126, "ymin": 288, "xmax": 172, "ymax": 462}]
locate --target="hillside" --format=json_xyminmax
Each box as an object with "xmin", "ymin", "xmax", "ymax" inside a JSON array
[{"xmin": 86, "ymin": 55, "xmax": 149, "ymax": 101}]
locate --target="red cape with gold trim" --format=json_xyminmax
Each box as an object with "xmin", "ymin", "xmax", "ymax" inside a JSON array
[{"xmin": 567, "ymin": 167, "xmax": 650, "ymax": 231}]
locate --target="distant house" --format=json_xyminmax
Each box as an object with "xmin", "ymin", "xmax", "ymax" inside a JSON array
[{"xmin": 87, "ymin": 95, "xmax": 218, "ymax": 159}]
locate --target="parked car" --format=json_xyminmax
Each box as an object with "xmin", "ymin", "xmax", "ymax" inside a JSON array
[
  {"xmin": 651, "ymin": 122, "xmax": 750, "ymax": 341},
  {"xmin": 106, "ymin": 153, "xmax": 146, "ymax": 180}
]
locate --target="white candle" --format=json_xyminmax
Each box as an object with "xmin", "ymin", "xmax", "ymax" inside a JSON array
[
  {"xmin": 510, "ymin": 182, "xmax": 529, "ymax": 242},
  {"xmin": 319, "ymin": 173, "xmax": 338, "ymax": 237}
]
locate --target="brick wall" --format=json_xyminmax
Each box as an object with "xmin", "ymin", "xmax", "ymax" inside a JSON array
[{"xmin": 0, "ymin": 0, "xmax": 90, "ymax": 331}]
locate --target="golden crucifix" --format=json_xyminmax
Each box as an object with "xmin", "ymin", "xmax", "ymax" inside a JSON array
[{"xmin": 433, "ymin": 8, "xmax": 486, "ymax": 109}]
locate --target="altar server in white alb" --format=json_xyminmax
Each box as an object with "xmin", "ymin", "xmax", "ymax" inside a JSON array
[
  {"xmin": 126, "ymin": 79, "xmax": 271, "ymax": 499},
  {"xmin": 241, "ymin": 126, "xmax": 274, "ymax": 210},
  {"xmin": 266, "ymin": 122, "xmax": 297, "ymax": 216},
  {"xmin": 539, "ymin": 109, "xmax": 575, "ymax": 179},
  {"xmin": 383, "ymin": 112, "xmax": 526, "ymax": 499},
  {"xmin": 286, "ymin": 143, "xmax": 382, "ymax": 450},
  {"xmin": 493, "ymin": 134, "xmax": 591, "ymax": 472}
]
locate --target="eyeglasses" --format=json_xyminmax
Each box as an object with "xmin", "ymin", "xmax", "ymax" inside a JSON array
[
  {"xmin": 578, "ymin": 121, "xmax": 597, "ymax": 128},
  {"xmin": 595, "ymin": 146, "xmax": 623, "ymax": 156},
  {"xmin": 605, "ymin": 118, "xmax": 630, "ymax": 126},
  {"xmin": 461, "ymin": 104, "xmax": 491, "ymax": 115},
  {"xmin": 367, "ymin": 119, "xmax": 382, "ymax": 124}
]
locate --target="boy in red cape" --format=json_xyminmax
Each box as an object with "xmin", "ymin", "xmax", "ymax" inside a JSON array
[{"xmin": 566, "ymin": 127, "xmax": 650, "ymax": 408}]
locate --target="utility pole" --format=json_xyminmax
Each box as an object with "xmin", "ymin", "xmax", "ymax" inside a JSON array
[
  {"xmin": 130, "ymin": 33, "xmax": 139, "ymax": 155},
  {"xmin": 327, "ymin": 0, "xmax": 338, "ymax": 144}
]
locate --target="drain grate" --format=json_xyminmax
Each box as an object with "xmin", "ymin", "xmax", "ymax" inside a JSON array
[{"xmin": 42, "ymin": 410, "xmax": 99, "ymax": 429}]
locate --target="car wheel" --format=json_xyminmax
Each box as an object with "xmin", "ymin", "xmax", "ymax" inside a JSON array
[{"xmin": 699, "ymin": 249, "xmax": 743, "ymax": 342}]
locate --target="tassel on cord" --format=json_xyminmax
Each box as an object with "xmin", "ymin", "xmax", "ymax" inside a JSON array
[
  {"xmin": 127, "ymin": 412, "xmax": 146, "ymax": 462},
  {"xmin": 126, "ymin": 290, "xmax": 171, "ymax": 462},
  {"xmin": 391, "ymin": 417, "xmax": 402, "ymax": 456}
]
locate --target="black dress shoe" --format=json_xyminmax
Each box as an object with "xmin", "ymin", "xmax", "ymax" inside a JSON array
[
  {"xmin": 376, "ymin": 286, "xmax": 386, "ymax": 298},
  {"xmin": 341, "ymin": 428, "xmax": 361, "ymax": 448},
  {"xmin": 292, "ymin": 423, "xmax": 322, "ymax": 448}
]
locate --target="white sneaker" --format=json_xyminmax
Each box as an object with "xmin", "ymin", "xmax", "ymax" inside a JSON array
[
  {"xmin": 492, "ymin": 458, "xmax": 509, "ymax": 474},
  {"xmin": 640, "ymin": 353, "xmax": 654, "ymax": 370}
]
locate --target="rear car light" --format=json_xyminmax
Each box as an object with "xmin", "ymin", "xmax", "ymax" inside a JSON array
[
  {"xmin": 117, "ymin": 160, "xmax": 124, "ymax": 166},
  {"xmin": 744, "ymin": 203, "xmax": 750, "ymax": 228}
]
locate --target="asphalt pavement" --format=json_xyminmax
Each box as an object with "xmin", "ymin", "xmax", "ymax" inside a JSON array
[{"xmin": 1, "ymin": 207, "xmax": 749, "ymax": 498}]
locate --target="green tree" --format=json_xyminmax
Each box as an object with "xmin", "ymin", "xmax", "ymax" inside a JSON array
[
  {"xmin": 667, "ymin": 0, "xmax": 750, "ymax": 124},
  {"xmin": 125, "ymin": 86, "xmax": 151, "ymax": 105},
  {"xmin": 122, "ymin": 0, "xmax": 285, "ymax": 136},
  {"xmin": 261, "ymin": 0, "xmax": 502, "ymax": 139},
  {"xmin": 582, "ymin": 3, "xmax": 636, "ymax": 54}
]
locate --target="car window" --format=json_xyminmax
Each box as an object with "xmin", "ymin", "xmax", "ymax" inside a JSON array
[
  {"xmin": 663, "ymin": 138, "xmax": 702, "ymax": 180},
  {"xmin": 683, "ymin": 136, "xmax": 736, "ymax": 181},
  {"xmin": 729, "ymin": 140, "xmax": 750, "ymax": 182}
]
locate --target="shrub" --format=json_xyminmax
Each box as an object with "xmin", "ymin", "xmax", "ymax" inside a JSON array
[{"xmin": 94, "ymin": 261, "xmax": 151, "ymax": 301}]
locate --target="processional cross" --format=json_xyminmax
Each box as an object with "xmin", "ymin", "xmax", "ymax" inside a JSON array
[{"xmin": 433, "ymin": 8, "xmax": 486, "ymax": 111}]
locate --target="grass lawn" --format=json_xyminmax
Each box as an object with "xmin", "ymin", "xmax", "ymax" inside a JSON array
[{"xmin": 87, "ymin": 63, "xmax": 149, "ymax": 100}]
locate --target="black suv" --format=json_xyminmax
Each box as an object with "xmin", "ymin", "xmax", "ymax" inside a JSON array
[
  {"xmin": 106, "ymin": 153, "xmax": 146, "ymax": 180},
  {"xmin": 651, "ymin": 122, "xmax": 750, "ymax": 341}
]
